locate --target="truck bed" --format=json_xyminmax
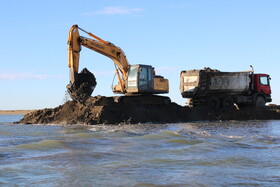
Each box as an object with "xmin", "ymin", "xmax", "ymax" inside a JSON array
[{"xmin": 180, "ymin": 68, "xmax": 251, "ymax": 98}]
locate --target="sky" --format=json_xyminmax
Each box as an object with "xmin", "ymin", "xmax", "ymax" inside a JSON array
[{"xmin": 0, "ymin": 0, "xmax": 280, "ymax": 110}]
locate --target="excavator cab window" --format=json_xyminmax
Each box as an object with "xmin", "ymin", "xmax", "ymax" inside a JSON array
[
  {"xmin": 139, "ymin": 67, "xmax": 147, "ymax": 80},
  {"xmin": 138, "ymin": 67, "xmax": 148, "ymax": 91},
  {"xmin": 127, "ymin": 66, "xmax": 138, "ymax": 91},
  {"xmin": 138, "ymin": 66, "xmax": 154, "ymax": 91},
  {"xmin": 128, "ymin": 66, "xmax": 138, "ymax": 81}
]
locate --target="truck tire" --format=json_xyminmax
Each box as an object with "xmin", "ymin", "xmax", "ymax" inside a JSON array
[
  {"xmin": 255, "ymin": 96, "xmax": 265, "ymax": 107},
  {"xmin": 222, "ymin": 97, "xmax": 234, "ymax": 110},
  {"xmin": 208, "ymin": 97, "xmax": 220, "ymax": 110}
]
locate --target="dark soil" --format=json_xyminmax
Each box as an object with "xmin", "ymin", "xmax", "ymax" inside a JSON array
[
  {"xmin": 16, "ymin": 96, "xmax": 280, "ymax": 125},
  {"xmin": 67, "ymin": 68, "xmax": 97, "ymax": 102}
]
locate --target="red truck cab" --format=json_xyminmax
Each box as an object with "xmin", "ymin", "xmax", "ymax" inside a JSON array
[
  {"xmin": 252, "ymin": 73, "xmax": 272, "ymax": 106},
  {"xmin": 254, "ymin": 74, "xmax": 271, "ymax": 95}
]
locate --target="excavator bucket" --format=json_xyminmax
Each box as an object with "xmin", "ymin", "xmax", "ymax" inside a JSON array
[{"xmin": 67, "ymin": 68, "xmax": 97, "ymax": 103}]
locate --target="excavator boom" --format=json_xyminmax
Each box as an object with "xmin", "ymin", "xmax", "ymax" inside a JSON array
[{"xmin": 68, "ymin": 25, "xmax": 129, "ymax": 93}]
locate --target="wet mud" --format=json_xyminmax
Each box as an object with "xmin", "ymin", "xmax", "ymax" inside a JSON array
[
  {"xmin": 16, "ymin": 96, "xmax": 280, "ymax": 125},
  {"xmin": 67, "ymin": 68, "xmax": 97, "ymax": 102}
]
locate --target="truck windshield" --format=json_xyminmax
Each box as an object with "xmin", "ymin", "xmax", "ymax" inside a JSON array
[{"xmin": 260, "ymin": 76, "xmax": 269, "ymax": 85}]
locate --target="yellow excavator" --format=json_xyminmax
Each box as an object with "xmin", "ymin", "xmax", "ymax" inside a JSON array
[{"xmin": 67, "ymin": 25, "xmax": 170, "ymax": 104}]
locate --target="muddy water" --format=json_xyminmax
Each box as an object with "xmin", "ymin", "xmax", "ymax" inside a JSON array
[{"xmin": 1, "ymin": 116, "xmax": 280, "ymax": 186}]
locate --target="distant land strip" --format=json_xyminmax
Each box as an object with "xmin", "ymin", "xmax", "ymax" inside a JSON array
[{"xmin": 0, "ymin": 110, "xmax": 35, "ymax": 115}]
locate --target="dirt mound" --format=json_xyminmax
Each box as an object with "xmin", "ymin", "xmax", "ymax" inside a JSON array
[
  {"xmin": 17, "ymin": 96, "xmax": 186, "ymax": 125},
  {"xmin": 16, "ymin": 96, "xmax": 280, "ymax": 125}
]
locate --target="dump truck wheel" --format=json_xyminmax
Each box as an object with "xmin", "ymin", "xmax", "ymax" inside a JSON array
[
  {"xmin": 208, "ymin": 97, "xmax": 220, "ymax": 110},
  {"xmin": 255, "ymin": 96, "xmax": 265, "ymax": 107},
  {"xmin": 222, "ymin": 97, "xmax": 234, "ymax": 110}
]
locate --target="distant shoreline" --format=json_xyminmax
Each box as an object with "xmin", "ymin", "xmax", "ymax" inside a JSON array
[{"xmin": 0, "ymin": 110, "xmax": 35, "ymax": 115}]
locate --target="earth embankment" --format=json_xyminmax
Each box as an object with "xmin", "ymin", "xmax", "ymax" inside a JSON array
[{"xmin": 16, "ymin": 96, "xmax": 280, "ymax": 125}]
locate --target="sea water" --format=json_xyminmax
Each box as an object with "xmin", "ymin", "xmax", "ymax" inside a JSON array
[{"xmin": 1, "ymin": 115, "xmax": 280, "ymax": 186}]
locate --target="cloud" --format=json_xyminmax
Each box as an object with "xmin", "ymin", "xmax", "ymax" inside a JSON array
[
  {"xmin": 84, "ymin": 6, "xmax": 144, "ymax": 15},
  {"xmin": 0, "ymin": 71, "xmax": 63, "ymax": 81}
]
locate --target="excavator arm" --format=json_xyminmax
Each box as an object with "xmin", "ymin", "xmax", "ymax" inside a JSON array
[{"xmin": 68, "ymin": 25, "xmax": 129, "ymax": 93}]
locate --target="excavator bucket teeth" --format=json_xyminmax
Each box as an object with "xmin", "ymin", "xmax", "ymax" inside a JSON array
[{"xmin": 67, "ymin": 68, "xmax": 97, "ymax": 103}]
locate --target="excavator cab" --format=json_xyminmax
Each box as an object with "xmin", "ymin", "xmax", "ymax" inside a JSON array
[
  {"xmin": 124, "ymin": 65, "xmax": 153, "ymax": 93},
  {"xmin": 117, "ymin": 64, "xmax": 168, "ymax": 94}
]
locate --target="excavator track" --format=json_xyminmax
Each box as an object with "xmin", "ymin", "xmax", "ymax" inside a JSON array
[{"xmin": 114, "ymin": 95, "xmax": 171, "ymax": 105}]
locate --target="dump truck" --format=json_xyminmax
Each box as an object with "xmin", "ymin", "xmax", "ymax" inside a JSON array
[{"xmin": 180, "ymin": 67, "xmax": 272, "ymax": 109}]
